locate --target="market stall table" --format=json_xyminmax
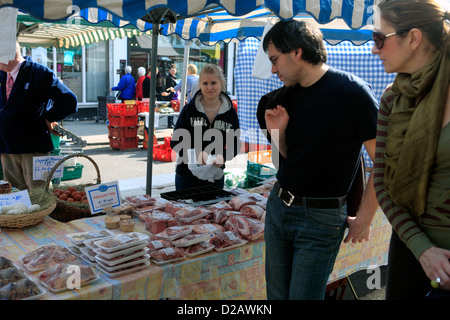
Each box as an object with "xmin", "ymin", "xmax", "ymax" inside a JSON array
[{"xmin": 0, "ymin": 207, "xmax": 390, "ymax": 300}]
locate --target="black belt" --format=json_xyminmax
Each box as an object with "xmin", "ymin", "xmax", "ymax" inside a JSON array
[{"xmin": 274, "ymin": 182, "xmax": 346, "ymax": 209}]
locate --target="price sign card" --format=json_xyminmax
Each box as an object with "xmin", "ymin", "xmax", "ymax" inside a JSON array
[
  {"xmin": 0, "ymin": 190, "xmax": 32, "ymax": 207},
  {"xmin": 33, "ymin": 155, "xmax": 64, "ymax": 181},
  {"xmin": 84, "ymin": 181, "xmax": 121, "ymax": 214}
]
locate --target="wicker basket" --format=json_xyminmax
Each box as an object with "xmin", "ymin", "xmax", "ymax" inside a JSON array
[
  {"xmin": 44, "ymin": 153, "xmax": 101, "ymax": 223},
  {"xmin": 0, "ymin": 201, "xmax": 56, "ymax": 230}
]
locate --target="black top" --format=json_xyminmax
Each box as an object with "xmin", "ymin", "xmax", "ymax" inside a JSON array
[
  {"xmin": 257, "ymin": 67, "xmax": 378, "ymax": 197},
  {"xmin": 170, "ymin": 91, "xmax": 240, "ymax": 179}
]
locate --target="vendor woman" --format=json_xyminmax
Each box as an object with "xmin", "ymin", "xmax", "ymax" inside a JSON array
[{"xmin": 170, "ymin": 64, "xmax": 240, "ymax": 191}]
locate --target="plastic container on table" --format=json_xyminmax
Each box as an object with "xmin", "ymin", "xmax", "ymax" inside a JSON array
[
  {"xmin": 93, "ymin": 233, "xmax": 149, "ymax": 253},
  {"xmin": 172, "ymin": 234, "xmax": 210, "ymax": 248}
]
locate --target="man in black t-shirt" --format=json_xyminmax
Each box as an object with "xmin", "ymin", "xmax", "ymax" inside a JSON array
[{"xmin": 257, "ymin": 20, "xmax": 379, "ymax": 300}]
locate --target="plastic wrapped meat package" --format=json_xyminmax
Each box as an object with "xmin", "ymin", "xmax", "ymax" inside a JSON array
[
  {"xmin": 20, "ymin": 246, "xmax": 77, "ymax": 272},
  {"xmin": 38, "ymin": 262, "xmax": 98, "ymax": 293},
  {"xmin": 224, "ymin": 215, "xmax": 264, "ymax": 241},
  {"xmin": 209, "ymin": 231, "xmax": 247, "ymax": 251}
]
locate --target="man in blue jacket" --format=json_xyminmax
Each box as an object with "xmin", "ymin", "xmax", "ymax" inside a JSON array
[
  {"xmin": 110, "ymin": 65, "xmax": 135, "ymax": 101},
  {"xmin": 0, "ymin": 41, "xmax": 77, "ymax": 190}
]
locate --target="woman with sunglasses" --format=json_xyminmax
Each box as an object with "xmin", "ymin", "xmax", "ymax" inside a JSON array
[{"xmin": 372, "ymin": 0, "xmax": 450, "ymax": 299}]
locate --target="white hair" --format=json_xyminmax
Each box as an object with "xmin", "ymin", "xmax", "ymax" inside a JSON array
[
  {"xmin": 125, "ymin": 66, "xmax": 132, "ymax": 73},
  {"xmin": 138, "ymin": 67, "xmax": 146, "ymax": 77}
]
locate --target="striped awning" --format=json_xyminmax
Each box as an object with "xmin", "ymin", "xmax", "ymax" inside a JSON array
[
  {"xmin": 2, "ymin": 0, "xmax": 375, "ymax": 29},
  {"xmin": 17, "ymin": 12, "xmax": 149, "ymax": 48},
  {"xmin": 160, "ymin": 8, "xmax": 373, "ymax": 46}
]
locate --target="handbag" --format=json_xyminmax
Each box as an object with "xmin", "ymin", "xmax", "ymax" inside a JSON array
[{"xmin": 346, "ymin": 154, "xmax": 368, "ymax": 217}]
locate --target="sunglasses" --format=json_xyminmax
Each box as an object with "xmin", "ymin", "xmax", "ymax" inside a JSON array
[{"xmin": 372, "ymin": 30, "xmax": 409, "ymax": 49}]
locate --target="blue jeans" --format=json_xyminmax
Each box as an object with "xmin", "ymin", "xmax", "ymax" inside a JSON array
[{"xmin": 265, "ymin": 186, "xmax": 348, "ymax": 300}]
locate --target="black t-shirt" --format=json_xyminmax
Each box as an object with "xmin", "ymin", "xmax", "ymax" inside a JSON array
[{"xmin": 257, "ymin": 67, "xmax": 378, "ymax": 197}]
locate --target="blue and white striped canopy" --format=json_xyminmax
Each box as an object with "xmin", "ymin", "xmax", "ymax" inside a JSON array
[
  {"xmin": 159, "ymin": 9, "xmax": 373, "ymax": 46},
  {"xmin": 2, "ymin": 0, "xmax": 375, "ymax": 29}
]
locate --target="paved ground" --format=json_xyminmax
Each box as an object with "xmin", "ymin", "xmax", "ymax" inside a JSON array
[{"xmin": 57, "ymin": 119, "xmax": 387, "ymax": 300}]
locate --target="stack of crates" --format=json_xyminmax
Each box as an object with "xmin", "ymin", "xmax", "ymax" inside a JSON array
[
  {"xmin": 246, "ymin": 150, "xmax": 277, "ymax": 188},
  {"xmin": 136, "ymin": 101, "xmax": 149, "ymax": 113},
  {"xmin": 107, "ymin": 102, "xmax": 139, "ymax": 150}
]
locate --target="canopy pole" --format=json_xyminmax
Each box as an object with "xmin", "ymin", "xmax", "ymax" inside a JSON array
[
  {"xmin": 145, "ymin": 22, "xmax": 160, "ymax": 195},
  {"xmin": 179, "ymin": 40, "xmax": 191, "ymax": 109}
]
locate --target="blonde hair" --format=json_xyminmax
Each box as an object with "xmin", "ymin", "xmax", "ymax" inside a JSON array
[
  {"xmin": 378, "ymin": 0, "xmax": 449, "ymax": 51},
  {"xmin": 199, "ymin": 64, "xmax": 226, "ymax": 92},
  {"xmin": 187, "ymin": 64, "xmax": 198, "ymax": 74}
]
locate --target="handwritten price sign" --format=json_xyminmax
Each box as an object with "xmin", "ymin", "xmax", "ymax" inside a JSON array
[{"xmin": 84, "ymin": 181, "xmax": 121, "ymax": 214}]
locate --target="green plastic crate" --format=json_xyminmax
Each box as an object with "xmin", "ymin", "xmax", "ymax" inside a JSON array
[
  {"xmin": 51, "ymin": 134, "xmax": 61, "ymax": 149},
  {"xmin": 245, "ymin": 161, "xmax": 277, "ymax": 188},
  {"xmin": 62, "ymin": 163, "xmax": 84, "ymax": 181}
]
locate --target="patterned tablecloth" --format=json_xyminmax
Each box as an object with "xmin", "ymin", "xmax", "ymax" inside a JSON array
[{"xmin": 0, "ymin": 208, "xmax": 391, "ymax": 300}]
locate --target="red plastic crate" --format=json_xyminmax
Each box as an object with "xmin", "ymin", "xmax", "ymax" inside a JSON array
[
  {"xmin": 136, "ymin": 101, "xmax": 149, "ymax": 113},
  {"xmin": 164, "ymin": 136, "xmax": 172, "ymax": 148},
  {"xmin": 153, "ymin": 144, "xmax": 175, "ymax": 162},
  {"xmin": 109, "ymin": 136, "xmax": 139, "ymax": 150},
  {"xmin": 107, "ymin": 103, "xmax": 138, "ymax": 116},
  {"xmin": 171, "ymin": 100, "xmax": 180, "ymax": 112},
  {"xmin": 108, "ymin": 126, "xmax": 138, "ymax": 139},
  {"xmin": 108, "ymin": 114, "xmax": 139, "ymax": 127},
  {"xmin": 232, "ymin": 99, "xmax": 238, "ymax": 112}
]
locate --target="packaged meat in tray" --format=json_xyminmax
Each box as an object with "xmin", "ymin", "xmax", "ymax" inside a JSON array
[
  {"xmin": 0, "ymin": 278, "xmax": 46, "ymax": 300},
  {"xmin": 0, "ymin": 256, "xmax": 15, "ymax": 270},
  {"xmin": 79, "ymin": 247, "xmax": 97, "ymax": 263},
  {"xmin": 174, "ymin": 207, "xmax": 212, "ymax": 223},
  {"xmin": 96, "ymin": 261, "xmax": 150, "ymax": 278},
  {"xmin": 224, "ymin": 216, "xmax": 264, "ymax": 241},
  {"xmin": 38, "ymin": 262, "xmax": 98, "ymax": 293},
  {"xmin": 172, "ymin": 234, "xmax": 211, "ymax": 248},
  {"xmin": 165, "ymin": 202, "xmax": 190, "ymax": 215},
  {"xmin": 66, "ymin": 230, "xmax": 114, "ymax": 246},
  {"xmin": 96, "ymin": 253, "xmax": 150, "ymax": 271},
  {"xmin": 93, "ymin": 233, "xmax": 149, "ymax": 253},
  {"xmin": 20, "ymin": 246, "xmax": 77, "ymax": 272},
  {"xmin": 84, "ymin": 236, "xmax": 113, "ymax": 251},
  {"xmin": 0, "ymin": 267, "xmax": 28, "ymax": 288},
  {"xmin": 150, "ymin": 247, "xmax": 185, "ymax": 265},
  {"xmin": 134, "ymin": 197, "xmax": 170, "ymax": 214},
  {"xmin": 229, "ymin": 193, "xmax": 268, "ymax": 211},
  {"xmin": 207, "ymin": 200, "xmax": 233, "ymax": 213},
  {"xmin": 141, "ymin": 211, "xmax": 178, "ymax": 234},
  {"xmin": 146, "ymin": 240, "xmax": 173, "ymax": 253},
  {"xmin": 95, "ymin": 247, "xmax": 149, "ymax": 266},
  {"xmin": 210, "ymin": 231, "xmax": 247, "ymax": 252},
  {"xmin": 124, "ymin": 194, "xmax": 156, "ymax": 207},
  {"xmin": 95, "ymin": 242, "xmax": 147, "ymax": 260},
  {"xmin": 239, "ymin": 205, "xmax": 265, "ymax": 220},
  {"xmin": 183, "ymin": 242, "xmax": 215, "ymax": 258},
  {"xmin": 155, "ymin": 226, "xmax": 192, "ymax": 241},
  {"xmin": 190, "ymin": 223, "xmax": 224, "ymax": 237}
]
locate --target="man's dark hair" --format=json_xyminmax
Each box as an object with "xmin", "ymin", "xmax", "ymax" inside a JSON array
[{"xmin": 262, "ymin": 20, "xmax": 327, "ymax": 65}]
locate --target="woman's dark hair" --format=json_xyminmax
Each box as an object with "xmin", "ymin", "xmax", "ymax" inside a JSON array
[
  {"xmin": 262, "ymin": 20, "xmax": 327, "ymax": 65},
  {"xmin": 378, "ymin": 0, "xmax": 449, "ymax": 52}
]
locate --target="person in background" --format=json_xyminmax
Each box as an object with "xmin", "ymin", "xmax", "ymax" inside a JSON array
[
  {"xmin": 257, "ymin": 20, "xmax": 379, "ymax": 300},
  {"xmin": 135, "ymin": 66, "xmax": 146, "ymax": 101},
  {"xmin": 162, "ymin": 64, "xmax": 178, "ymax": 128},
  {"xmin": 168, "ymin": 64, "xmax": 200, "ymax": 103},
  {"xmin": 0, "ymin": 41, "xmax": 77, "ymax": 190},
  {"xmin": 371, "ymin": 0, "xmax": 450, "ymax": 299},
  {"xmin": 142, "ymin": 66, "xmax": 162, "ymax": 100},
  {"xmin": 170, "ymin": 64, "xmax": 240, "ymax": 191},
  {"xmin": 110, "ymin": 65, "xmax": 135, "ymax": 101}
]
